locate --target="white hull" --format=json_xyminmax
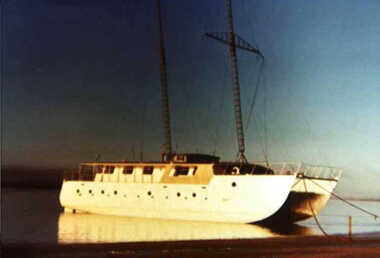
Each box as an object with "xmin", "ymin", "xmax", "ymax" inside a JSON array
[
  {"xmin": 260, "ymin": 177, "xmax": 338, "ymax": 223},
  {"xmin": 60, "ymin": 175, "xmax": 295, "ymax": 223},
  {"xmin": 292, "ymin": 177, "xmax": 337, "ymax": 194},
  {"xmin": 291, "ymin": 177, "xmax": 338, "ymax": 219},
  {"xmin": 257, "ymin": 162, "xmax": 341, "ymax": 224}
]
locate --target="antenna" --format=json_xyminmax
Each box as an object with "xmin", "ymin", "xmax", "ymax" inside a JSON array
[
  {"xmin": 225, "ymin": 0, "xmax": 247, "ymax": 163},
  {"xmin": 156, "ymin": 0, "xmax": 173, "ymax": 159}
]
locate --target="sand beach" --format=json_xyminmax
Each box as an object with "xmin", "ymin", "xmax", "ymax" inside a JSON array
[{"xmin": 3, "ymin": 233, "xmax": 380, "ymax": 258}]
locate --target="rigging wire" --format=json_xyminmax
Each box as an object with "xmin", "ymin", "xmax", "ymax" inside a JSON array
[
  {"xmin": 239, "ymin": 0, "xmax": 270, "ymax": 164},
  {"xmin": 245, "ymin": 59, "xmax": 264, "ymax": 131},
  {"xmin": 242, "ymin": 58, "xmax": 270, "ymax": 165},
  {"xmin": 252, "ymin": 114, "xmax": 269, "ymax": 166},
  {"xmin": 308, "ymin": 178, "xmax": 379, "ymax": 220},
  {"xmin": 254, "ymin": 69, "xmax": 270, "ymax": 166},
  {"xmin": 262, "ymin": 70, "xmax": 270, "ymax": 166},
  {"xmin": 302, "ymin": 175, "xmax": 378, "ymax": 241},
  {"xmin": 241, "ymin": 0, "xmax": 262, "ymax": 132},
  {"xmin": 259, "ymin": 69, "xmax": 270, "ymax": 166},
  {"xmin": 212, "ymin": 50, "xmax": 230, "ymax": 155},
  {"xmin": 302, "ymin": 178, "xmax": 329, "ymax": 236}
]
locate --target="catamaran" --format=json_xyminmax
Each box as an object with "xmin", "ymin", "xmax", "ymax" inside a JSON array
[{"xmin": 59, "ymin": 0, "xmax": 295, "ymax": 224}]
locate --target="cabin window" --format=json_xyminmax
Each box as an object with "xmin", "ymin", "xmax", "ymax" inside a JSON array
[
  {"xmin": 123, "ymin": 166, "xmax": 134, "ymax": 174},
  {"xmin": 94, "ymin": 165, "xmax": 103, "ymax": 174},
  {"xmin": 174, "ymin": 166, "xmax": 189, "ymax": 176},
  {"xmin": 80, "ymin": 165, "xmax": 93, "ymax": 175},
  {"xmin": 254, "ymin": 165, "xmax": 274, "ymax": 175},
  {"xmin": 79, "ymin": 165, "xmax": 95, "ymax": 181},
  {"xmin": 143, "ymin": 166, "xmax": 154, "ymax": 175},
  {"xmin": 104, "ymin": 166, "xmax": 114, "ymax": 174},
  {"xmin": 239, "ymin": 165, "xmax": 252, "ymax": 175}
]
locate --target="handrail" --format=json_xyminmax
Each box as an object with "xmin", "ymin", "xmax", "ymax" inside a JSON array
[{"xmin": 256, "ymin": 161, "xmax": 343, "ymax": 180}]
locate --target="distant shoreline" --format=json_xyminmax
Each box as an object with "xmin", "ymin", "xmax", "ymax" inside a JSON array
[{"xmin": 2, "ymin": 166, "xmax": 66, "ymax": 189}]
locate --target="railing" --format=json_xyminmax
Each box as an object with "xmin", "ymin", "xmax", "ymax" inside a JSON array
[{"xmin": 257, "ymin": 162, "xmax": 343, "ymax": 180}]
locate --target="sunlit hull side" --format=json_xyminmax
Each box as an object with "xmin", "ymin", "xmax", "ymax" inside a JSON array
[
  {"xmin": 259, "ymin": 177, "xmax": 338, "ymax": 224},
  {"xmin": 60, "ymin": 175, "xmax": 295, "ymax": 223}
]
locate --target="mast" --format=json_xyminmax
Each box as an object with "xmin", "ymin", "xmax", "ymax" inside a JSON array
[
  {"xmin": 156, "ymin": 0, "xmax": 173, "ymax": 158},
  {"xmin": 225, "ymin": 0, "xmax": 247, "ymax": 163}
]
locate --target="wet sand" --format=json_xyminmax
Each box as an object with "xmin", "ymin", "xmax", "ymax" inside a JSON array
[{"xmin": 3, "ymin": 234, "xmax": 380, "ymax": 258}]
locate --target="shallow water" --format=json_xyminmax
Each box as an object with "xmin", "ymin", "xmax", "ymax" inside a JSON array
[
  {"xmin": 300, "ymin": 198, "xmax": 380, "ymax": 236},
  {"xmin": 2, "ymin": 188, "xmax": 379, "ymax": 243}
]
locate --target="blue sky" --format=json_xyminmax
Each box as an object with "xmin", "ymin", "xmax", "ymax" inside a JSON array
[{"xmin": 2, "ymin": 0, "xmax": 380, "ymax": 197}]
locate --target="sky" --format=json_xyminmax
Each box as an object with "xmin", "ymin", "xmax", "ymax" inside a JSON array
[{"xmin": 1, "ymin": 0, "xmax": 380, "ymax": 197}]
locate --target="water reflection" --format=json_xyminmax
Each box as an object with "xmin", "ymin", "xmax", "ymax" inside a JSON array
[{"xmin": 58, "ymin": 213, "xmax": 316, "ymax": 243}]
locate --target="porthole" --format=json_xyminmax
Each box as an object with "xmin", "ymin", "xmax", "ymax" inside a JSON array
[
  {"xmin": 76, "ymin": 189, "xmax": 80, "ymax": 193},
  {"xmin": 114, "ymin": 190, "xmax": 118, "ymax": 195},
  {"xmin": 192, "ymin": 193, "xmax": 196, "ymax": 198},
  {"xmin": 148, "ymin": 191, "xmax": 152, "ymax": 196},
  {"xmin": 232, "ymin": 182, "xmax": 237, "ymax": 187},
  {"xmin": 137, "ymin": 195, "xmax": 140, "ymax": 198},
  {"xmin": 101, "ymin": 190, "xmax": 105, "ymax": 194},
  {"xmin": 88, "ymin": 189, "xmax": 92, "ymax": 194},
  {"xmin": 205, "ymin": 197, "xmax": 208, "ymax": 200},
  {"xmin": 177, "ymin": 192, "xmax": 181, "ymax": 197}
]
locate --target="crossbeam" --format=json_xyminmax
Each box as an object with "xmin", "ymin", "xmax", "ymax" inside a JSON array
[{"xmin": 204, "ymin": 32, "xmax": 264, "ymax": 59}]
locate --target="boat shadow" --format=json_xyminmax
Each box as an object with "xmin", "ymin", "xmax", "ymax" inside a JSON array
[{"xmin": 254, "ymin": 221, "xmax": 316, "ymax": 236}]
